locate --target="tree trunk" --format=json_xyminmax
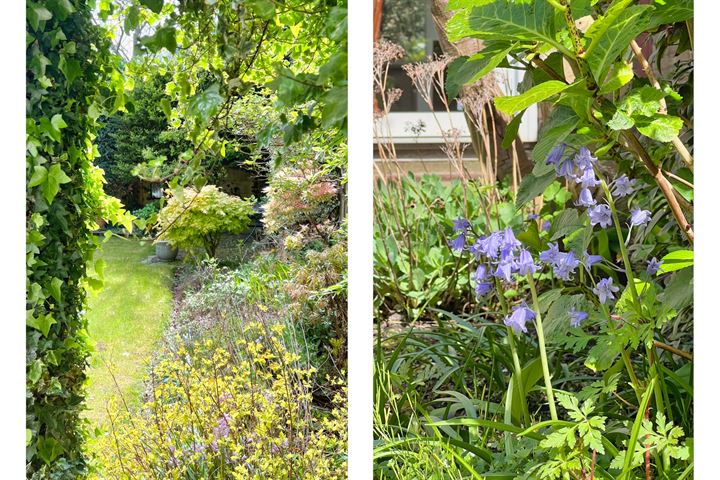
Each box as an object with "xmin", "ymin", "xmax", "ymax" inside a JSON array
[{"xmin": 429, "ymin": 0, "xmax": 534, "ymax": 178}]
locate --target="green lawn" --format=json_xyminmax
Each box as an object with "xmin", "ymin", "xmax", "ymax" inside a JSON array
[{"xmin": 84, "ymin": 236, "xmax": 174, "ymax": 424}]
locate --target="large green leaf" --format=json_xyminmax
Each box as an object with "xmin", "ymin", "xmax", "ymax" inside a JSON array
[
  {"xmin": 43, "ymin": 164, "xmax": 72, "ymax": 204},
  {"xmin": 635, "ymin": 115, "xmax": 683, "ymax": 142},
  {"xmin": 140, "ymin": 26, "xmax": 177, "ymax": 53},
  {"xmin": 531, "ymin": 106, "xmax": 579, "ymax": 165},
  {"xmin": 187, "ymin": 84, "xmax": 224, "ymax": 125},
  {"xmin": 646, "ymin": 0, "xmax": 693, "ymax": 30},
  {"xmin": 585, "ymin": 5, "xmax": 652, "ymax": 82},
  {"xmin": 659, "ymin": 249, "xmax": 693, "ymax": 274},
  {"xmin": 446, "ymin": 42, "xmax": 514, "ymax": 99},
  {"xmin": 140, "ymin": 0, "xmax": 163, "ymax": 13},
  {"xmin": 447, "ymin": 0, "xmax": 564, "ymax": 52},
  {"xmin": 495, "ymin": 80, "xmax": 577, "ymax": 116},
  {"xmin": 515, "ymin": 170, "xmax": 556, "ymax": 208}
]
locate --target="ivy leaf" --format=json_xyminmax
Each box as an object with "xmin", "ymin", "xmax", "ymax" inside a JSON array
[
  {"xmin": 28, "ymin": 359, "xmax": 43, "ymax": 384},
  {"xmin": 139, "ymin": 0, "xmax": 164, "ymax": 13},
  {"xmin": 27, "ymin": 313, "xmax": 57, "ymax": 338},
  {"xmin": 140, "ymin": 26, "xmax": 177, "ymax": 53},
  {"xmin": 48, "ymin": 277, "xmax": 63, "ymax": 303},
  {"xmin": 495, "ymin": 81, "xmax": 578, "ymax": 116},
  {"xmin": 659, "ymin": 249, "xmax": 693, "ymax": 273},
  {"xmin": 26, "ymin": 429, "xmax": 32, "ymax": 447},
  {"xmin": 58, "ymin": 56, "xmax": 82, "ymax": 85},
  {"xmin": 51, "ymin": 113, "xmax": 67, "ymax": 131},
  {"xmin": 27, "ymin": 4, "xmax": 53, "ymax": 31},
  {"xmin": 187, "ymin": 84, "xmax": 224, "ymax": 125},
  {"xmin": 42, "ymin": 164, "xmax": 72, "ymax": 204},
  {"xmin": 28, "ymin": 165, "xmax": 48, "ymax": 188},
  {"xmin": 37, "ymin": 436, "xmax": 64, "ymax": 465},
  {"xmin": 635, "ymin": 115, "xmax": 683, "ymax": 142}
]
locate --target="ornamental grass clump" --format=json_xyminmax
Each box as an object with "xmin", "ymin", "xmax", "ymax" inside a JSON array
[{"xmin": 92, "ymin": 322, "xmax": 347, "ymax": 479}]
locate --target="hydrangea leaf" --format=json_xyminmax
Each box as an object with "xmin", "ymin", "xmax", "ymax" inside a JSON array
[
  {"xmin": 531, "ymin": 106, "xmax": 578, "ymax": 165},
  {"xmin": 446, "ymin": 42, "xmax": 515, "ymax": 100},
  {"xmin": 495, "ymin": 80, "xmax": 577, "ymax": 116},
  {"xmin": 598, "ymin": 62, "xmax": 634, "ymax": 95},
  {"xmin": 515, "ymin": 169, "xmax": 556, "ymax": 208},
  {"xmin": 635, "ymin": 115, "xmax": 683, "ymax": 142}
]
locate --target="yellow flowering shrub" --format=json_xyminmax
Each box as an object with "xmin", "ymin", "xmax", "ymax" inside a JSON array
[{"xmin": 92, "ymin": 322, "xmax": 347, "ymax": 479}]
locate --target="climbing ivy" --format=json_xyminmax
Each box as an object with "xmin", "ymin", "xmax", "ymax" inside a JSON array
[{"xmin": 26, "ymin": 1, "xmax": 131, "ymax": 476}]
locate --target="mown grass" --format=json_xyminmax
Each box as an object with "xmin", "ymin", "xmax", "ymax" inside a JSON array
[{"xmin": 84, "ymin": 236, "xmax": 175, "ymax": 424}]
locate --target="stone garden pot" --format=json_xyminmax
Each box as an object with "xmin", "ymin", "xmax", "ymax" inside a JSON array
[{"xmin": 155, "ymin": 240, "xmax": 178, "ymax": 261}]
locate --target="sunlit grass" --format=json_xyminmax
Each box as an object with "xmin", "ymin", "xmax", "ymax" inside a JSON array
[{"xmin": 84, "ymin": 236, "xmax": 174, "ymax": 425}]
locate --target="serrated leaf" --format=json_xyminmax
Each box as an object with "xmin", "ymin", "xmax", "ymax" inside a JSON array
[
  {"xmin": 585, "ymin": 5, "xmax": 652, "ymax": 82},
  {"xmin": 446, "ymin": 42, "xmax": 514, "ymax": 99},
  {"xmin": 447, "ymin": 0, "xmax": 562, "ymax": 51},
  {"xmin": 549, "ymin": 209, "xmax": 582, "ymax": 241},
  {"xmin": 495, "ymin": 80, "xmax": 577, "ymax": 115},
  {"xmin": 635, "ymin": 115, "xmax": 683, "ymax": 142},
  {"xmin": 607, "ymin": 110, "xmax": 634, "ymax": 130},
  {"xmin": 532, "ymin": 106, "xmax": 578, "ymax": 164},
  {"xmin": 646, "ymin": 0, "xmax": 693, "ymax": 29},
  {"xmin": 598, "ymin": 62, "xmax": 634, "ymax": 95},
  {"xmin": 515, "ymin": 170, "xmax": 556, "ymax": 208}
]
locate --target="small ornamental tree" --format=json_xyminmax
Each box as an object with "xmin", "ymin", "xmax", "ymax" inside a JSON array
[{"xmin": 155, "ymin": 185, "xmax": 255, "ymax": 258}]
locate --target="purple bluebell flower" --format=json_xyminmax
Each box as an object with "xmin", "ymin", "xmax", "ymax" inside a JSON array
[
  {"xmin": 553, "ymin": 251, "xmax": 580, "ymax": 281},
  {"xmin": 575, "ymin": 187, "xmax": 597, "ymax": 207},
  {"xmin": 449, "ymin": 233, "xmax": 466, "ymax": 252},
  {"xmin": 472, "ymin": 264, "xmax": 488, "ymax": 283},
  {"xmin": 213, "ymin": 413, "xmax": 231, "ymax": 439},
  {"xmin": 539, "ymin": 242, "xmax": 561, "ymax": 264},
  {"xmin": 494, "ymin": 260, "xmax": 515, "ymax": 283},
  {"xmin": 452, "ymin": 217, "xmax": 471, "ymax": 232},
  {"xmin": 556, "ymin": 158, "xmax": 575, "ymax": 179},
  {"xmin": 582, "ymin": 251, "xmax": 603, "ymax": 269},
  {"xmin": 546, "ymin": 144, "xmax": 566, "ymax": 167},
  {"xmin": 478, "ymin": 231, "xmax": 503, "ymax": 259},
  {"xmin": 501, "ymin": 227, "xmax": 522, "ymax": 250},
  {"xmin": 613, "ymin": 175, "xmax": 636, "ymax": 198},
  {"xmin": 574, "ymin": 147, "xmax": 597, "ymax": 171},
  {"xmin": 593, "ymin": 277, "xmax": 620, "ymax": 304},
  {"xmin": 646, "ymin": 257, "xmax": 662, "ymax": 276},
  {"xmin": 475, "ymin": 281, "xmax": 493, "ymax": 297},
  {"xmin": 504, "ymin": 302, "xmax": 536, "ymax": 334},
  {"xmin": 575, "ymin": 166, "xmax": 601, "ymax": 189},
  {"xmin": 587, "ymin": 204, "xmax": 612, "ymax": 228},
  {"xmin": 468, "ymin": 239, "xmax": 483, "ymax": 259},
  {"xmin": 542, "ymin": 220, "xmax": 551, "ymax": 231},
  {"xmin": 527, "ymin": 213, "xmax": 539, "ymax": 221},
  {"xmin": 516, "ymin": 248, "xmax": 537, "ymax": 276},
  {"xmin": 629, "ymin": 207, "xmax": 652, "ymax": 227},
  {"xmin": 569, "ymin": 308, "xmax": 588, "ymax": 327}
]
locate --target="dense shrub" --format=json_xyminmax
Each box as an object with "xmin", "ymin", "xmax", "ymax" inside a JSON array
[
  {"xmin": 155, "ymin": 185, "xmax": 255, "ymax": 258},
  {"xmin": 93, "ymin": 323, "xmax": 347, "ymax": 479}
]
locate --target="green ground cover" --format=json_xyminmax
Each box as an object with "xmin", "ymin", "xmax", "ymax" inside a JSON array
[{"xmin": 84, "ymin": 236, "xmax": 174, "ymax": 424}]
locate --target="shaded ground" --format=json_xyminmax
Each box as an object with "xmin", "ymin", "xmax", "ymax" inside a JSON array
[{"xmin": 84, "ymin": 236, "xmax": 174, "ymax": 424}]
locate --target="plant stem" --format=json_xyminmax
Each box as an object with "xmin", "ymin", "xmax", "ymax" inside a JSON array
[
  {"xmin": 495, "ymin": 282, "xmax": 532, "ymax": 426},
  {"xmin": 526, "ymin": 274, "xmax": 558, "ymax": 421},
  {"xmin": 600, "ymin": 180, "xmax": 641, "ymax": 311}
]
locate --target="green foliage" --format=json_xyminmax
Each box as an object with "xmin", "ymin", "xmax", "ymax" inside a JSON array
[
  {"xmin": 155, "ymin": 185, "xmax": 254, "ymax": 258},
  {"xmin": 26, "ymin": 0, "xmax": 132, "ymax": 476}
]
